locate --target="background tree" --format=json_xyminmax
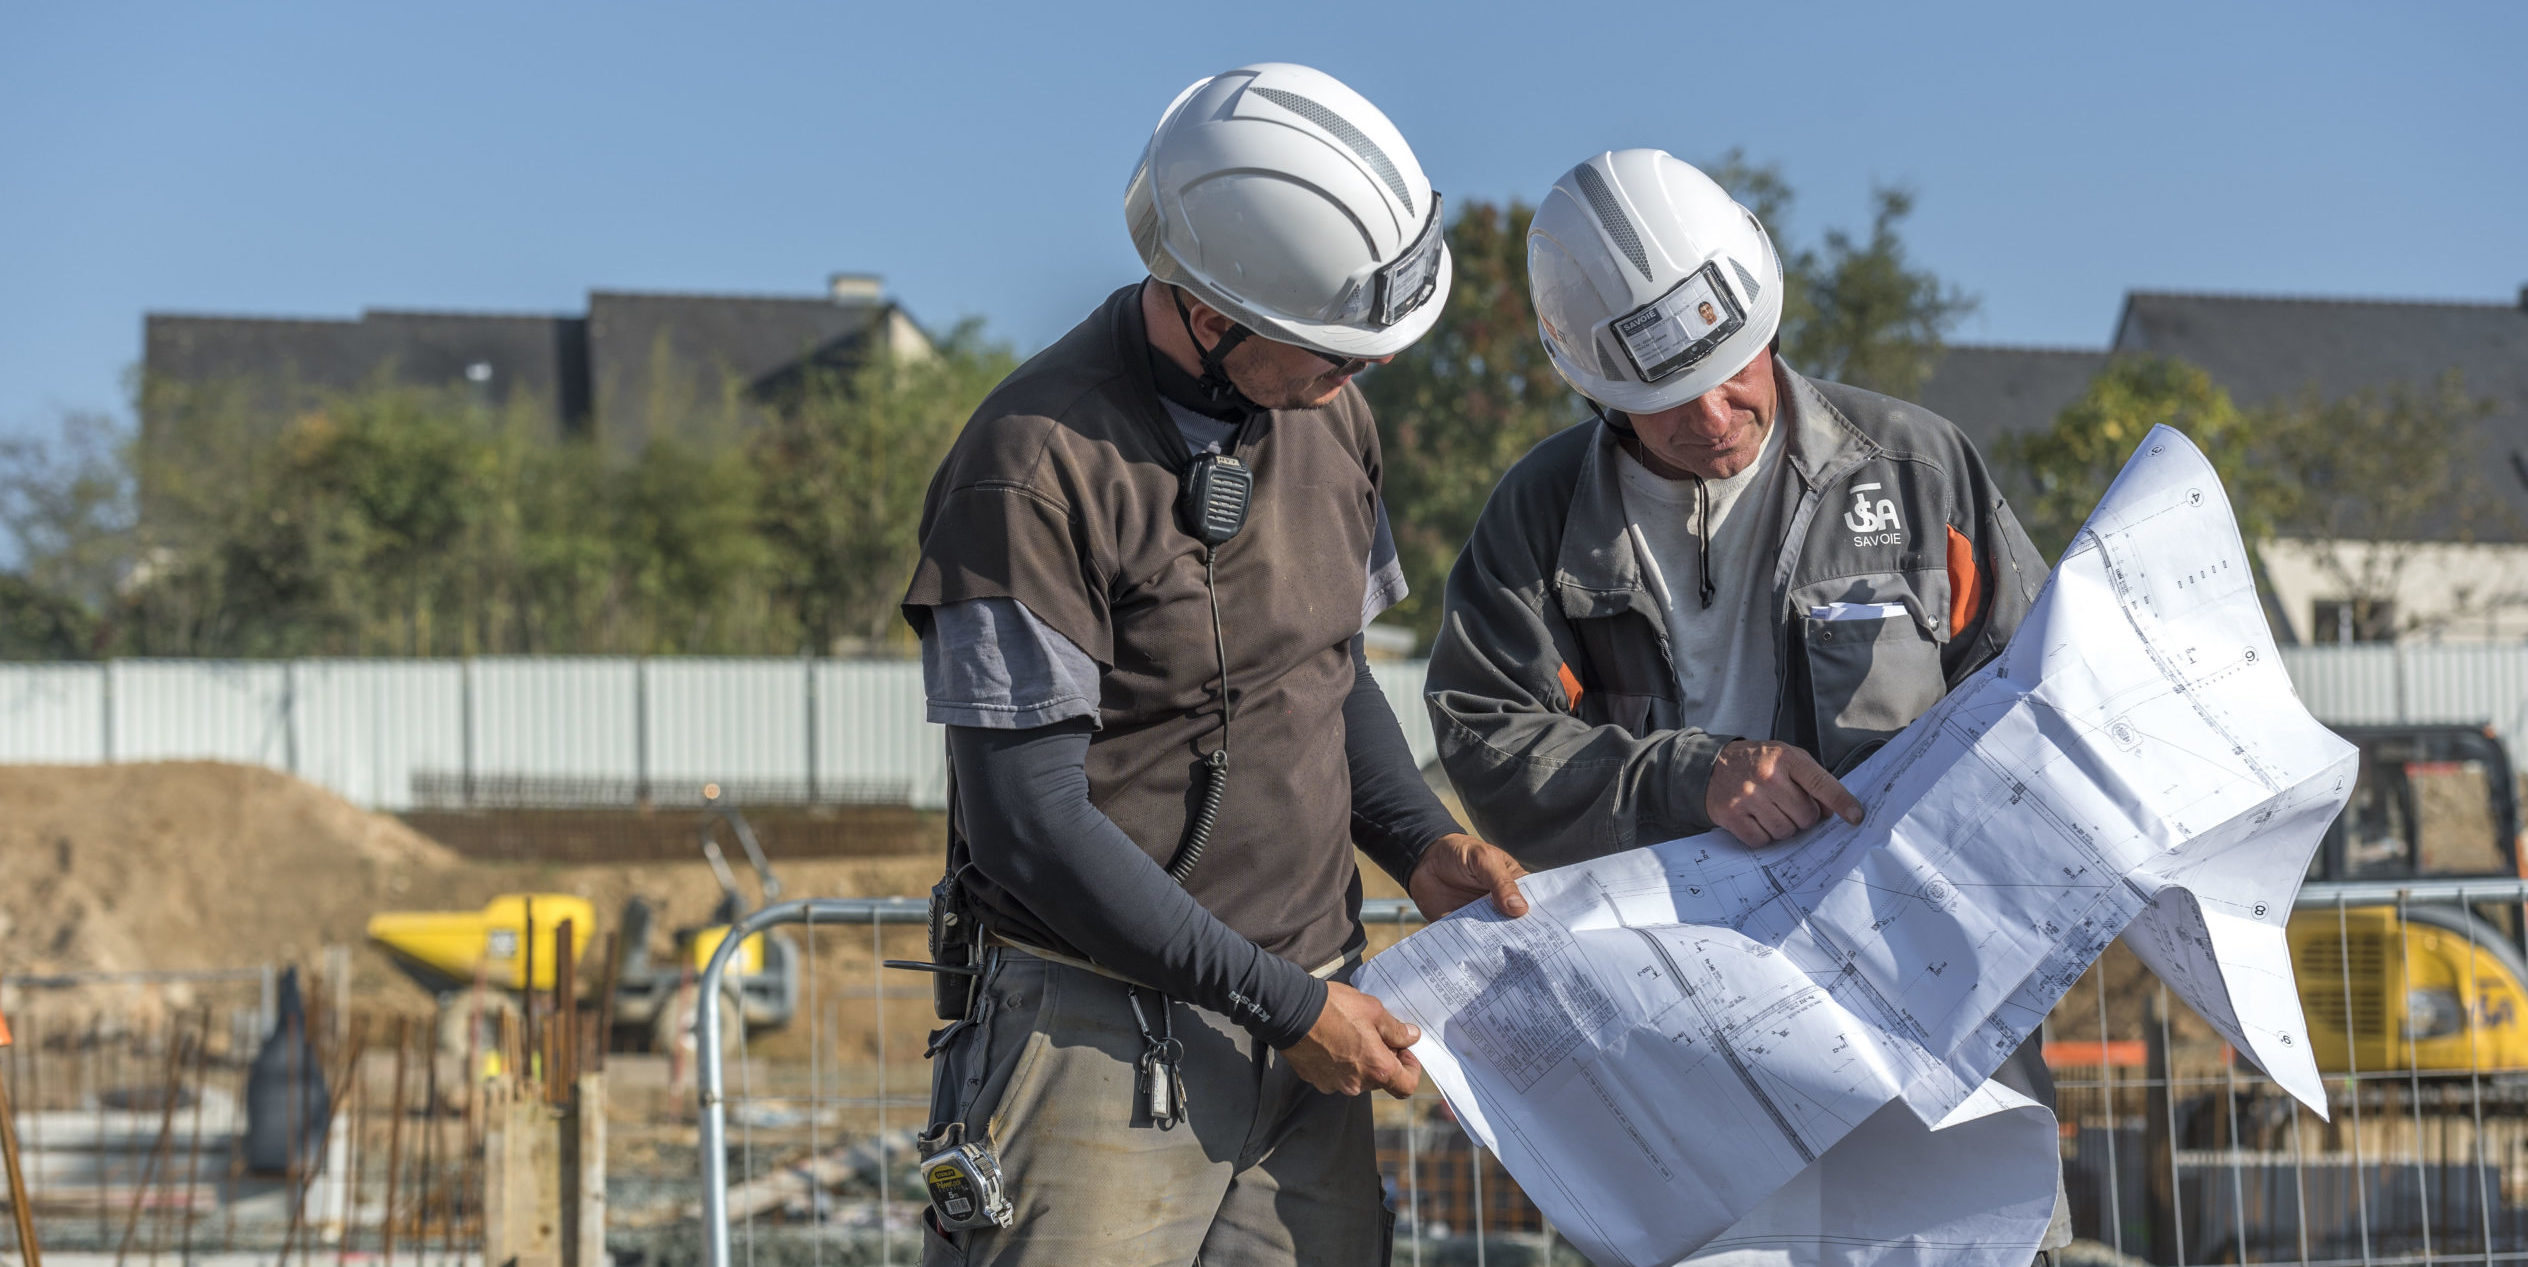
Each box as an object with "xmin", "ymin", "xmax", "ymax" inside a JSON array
[
  {"xmin": 2256, "ymin": 371, "xmax": 2509, "ymax": 640},
  {"xmin": 1781, "ymin": 187, "xmax": 1976, "ymax": 399},
  {"xmin": 0, "ymin": 411, "xmax": 132, "ymax": 656},
  {"xmin": 1709, "ymin": 152, "xmax": 1973, "ymax": 399},
  {"xmin": 1999, "ymin": 358, "xmax": 2508, "ymax": 640},
  {"xmin": 0, "ymin": 411, "xmax": 134, "ymax": 615},
  {"xmin": 751, "ymin": 321, "xmax": 1017, "ymax": 653},
  {"xmin": 0, "ymin": 326, "xmax": 1011, "ymax": 659},
  {"xmin": 0, "ymin": 573, "xmax": 104, "ymax": 658},
  {"xmin": 1995, "ymin": 355, "xmax": 2277, "ymax": 561},
  {"xmin": 118, "ymin": 379, "xmax": 346, "ymax": 655},
  {"xmin": 485, "ymin": 433, "xmax": 618, "ymax": 653},
  {"xmin": 1361, "ymin": 200, "xmax": 1579, "ymax": 641}
]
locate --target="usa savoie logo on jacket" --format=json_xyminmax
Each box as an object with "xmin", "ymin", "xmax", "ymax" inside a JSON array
[{"xmin": 1844, "ymin": 481, "xmax": 1906, "ymax": 547}]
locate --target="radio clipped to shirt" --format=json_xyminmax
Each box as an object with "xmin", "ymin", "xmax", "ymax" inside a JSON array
[{"xmin": 1178, "ymin": 452, "xmax": 1253, "ymax": 547}]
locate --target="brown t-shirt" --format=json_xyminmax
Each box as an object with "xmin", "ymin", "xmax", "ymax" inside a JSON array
[{"xmin": 902, "ymin": 284, "xmax": 1384, "ymax": 973}]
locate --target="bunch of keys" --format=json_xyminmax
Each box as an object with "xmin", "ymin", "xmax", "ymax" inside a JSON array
[{"xmin": 1127, "ymin": 989, "xmax": 1189, "ymax": 1130}]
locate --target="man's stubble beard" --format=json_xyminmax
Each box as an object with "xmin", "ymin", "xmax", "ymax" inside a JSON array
[{"xmin": 1223, "ymin": 346, "xmax": 1352, "ymax": 413}]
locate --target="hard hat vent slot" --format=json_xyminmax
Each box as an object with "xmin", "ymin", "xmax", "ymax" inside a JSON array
[
  {"xmin": 1250, "ymin": 86, "xmax": 1415, "ymax": 216},
  {"xmin": 1597, "ymin": 335, "xmax": 1630, "ymax": 383},
  {"xmin": 1573, "ymin": 163, "xmax": 1653, "ymax": 283},
  {"xmin": 1732, "ymin": 257, "xmax": 1763, "ymax": 301}
]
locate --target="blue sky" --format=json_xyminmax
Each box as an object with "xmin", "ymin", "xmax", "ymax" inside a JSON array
[{"xmin": 4, "ymin": 1, "xmax": 2522, "ymax": 439}]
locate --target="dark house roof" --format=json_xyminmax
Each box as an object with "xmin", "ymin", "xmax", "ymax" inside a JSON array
[
  {"xmin": 2114, "ymin": 290, "xmax": 2528, "ymax": 529},
  {"xmin": 2114, "ymin": 291, "xmax": 2528, "ymax": 411},
  {"xmin": 1913, "ymin": 290, "xmax": 2528, "ymax": 536},
  {"xmin": 143, "ymin": 277, "xmax": 920, "ymax": 452},
  {"xmin": 1911, "ymin": 345, "xmax": 2108, "ymax": 505},
  {"xmin": 1913, "ymin": 345, "xmax": 2110, "ymax": 454},
  {"xmin": 586, "ymin": 290, "xmax": 897, "ymax": 452},
  {"xmin": 145, "ymin": 309, "xmax": 588, "ymax": 441}
]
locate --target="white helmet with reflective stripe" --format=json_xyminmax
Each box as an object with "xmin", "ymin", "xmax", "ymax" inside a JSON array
[
  {"xmin": 1126, "ymin": 63, "xmax": 1451, "ymax": 360},
  {"xmin": 1527, "ymin": 149, "xmax": 1784, "ymax": 414}
]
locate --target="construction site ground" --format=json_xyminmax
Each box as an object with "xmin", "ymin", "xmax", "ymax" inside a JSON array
[
  {"xmin": 0, "ymin": 760, "xmax": 2228, "ymax": 1265},
  {"xmin": 0, "ymin": 763, "xmax": 1456, "ymax": 1259}
]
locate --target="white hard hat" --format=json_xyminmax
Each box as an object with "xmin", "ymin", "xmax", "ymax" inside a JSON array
[
  {"xmin": 1126, "ymin": 63, "xmax": 1451, "ymax": 360},
  {"xmin": 1527, "ymin": 149, "xmax": 1785, "ymax": 414}
]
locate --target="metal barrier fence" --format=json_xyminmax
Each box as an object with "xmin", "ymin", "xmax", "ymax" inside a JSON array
[
  {"xmin": 0, "ymin": 658, "xmax": 951, "ymax": 813},
  {"xmin": 0, "ymin": 658, "xmax": 1440, "ymax": 814},
  {"xmin": 690, "ymin": 879, "xmax": 2528, "ymax": 1267},
  {"xmin": 0, "ymin": 644, "xmax": 2511, "ymax": 813}
]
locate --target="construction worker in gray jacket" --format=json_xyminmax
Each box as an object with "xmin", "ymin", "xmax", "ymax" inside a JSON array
[{"xmin": 1423, "ymin": 148, "xmax": 2072, "ymax": 1258}]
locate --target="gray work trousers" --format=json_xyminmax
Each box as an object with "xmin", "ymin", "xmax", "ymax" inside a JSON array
[{"xmin": 920, "ymin": 949, "xmax": 1390, "ymax": 1266}]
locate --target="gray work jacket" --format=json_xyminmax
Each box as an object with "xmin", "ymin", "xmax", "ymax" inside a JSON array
[{"xmin": 1426, "ymin": 363, "xmax": 2050, "ymax": 870}]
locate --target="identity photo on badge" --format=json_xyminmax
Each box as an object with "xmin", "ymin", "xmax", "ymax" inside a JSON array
[{"xmin": 1613, "ymin": 260, "xmax": 1747, "ymax": 383}]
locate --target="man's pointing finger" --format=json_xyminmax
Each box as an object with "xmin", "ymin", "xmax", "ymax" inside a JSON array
[{"xmin": 1791, "ymin": 757, "xmax": 1865, "ymax": 826}]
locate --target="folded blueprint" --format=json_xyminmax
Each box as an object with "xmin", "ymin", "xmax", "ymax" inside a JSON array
[{"xmin": 1364, "ymin": 427, "xmax": 2354, "ymax": 1267}]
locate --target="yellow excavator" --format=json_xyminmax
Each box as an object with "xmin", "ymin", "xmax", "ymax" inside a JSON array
[
  {"xmin": 2288, "ymin": 724, "xmax": 2528, "ymax": 1074},
  {"xmin": 366, "ymin": 794, "xmax": 799, "ymax": 1060}
]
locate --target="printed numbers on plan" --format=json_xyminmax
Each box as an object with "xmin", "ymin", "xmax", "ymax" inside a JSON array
[{"xmin": 2175, "ymin": 558, "xmax": 2229, "ymax": 588}]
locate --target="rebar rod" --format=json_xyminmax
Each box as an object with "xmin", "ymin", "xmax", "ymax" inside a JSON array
[
  {"xmin": 116, "ymin": 1028, "xmax": 189, "ymax": 1265},
  {"xmin": 0, "ymin": 1008, "xmax": 44, "ymax": 1267},
  {"xmin": 176, "ymin": 1009, "xmax": 210, "ymax": 1267},
  {"xmin": 383, "ymin": 1018, "xmax": 410, "ymax": 1267}
]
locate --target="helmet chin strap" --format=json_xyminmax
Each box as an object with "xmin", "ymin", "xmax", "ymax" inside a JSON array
[{"xmin": 1170, "ymin": 287, "xmax": 1263, "ymax": 416}]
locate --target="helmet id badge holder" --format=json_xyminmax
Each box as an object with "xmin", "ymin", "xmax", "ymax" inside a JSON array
[
  {"xmin": 1370, "ymin": 193, "xmax": 1446, "ymax": 328},
  {"xmin": 1611, "ymin": 258, "xmax": 1748, "ymax": 385}
]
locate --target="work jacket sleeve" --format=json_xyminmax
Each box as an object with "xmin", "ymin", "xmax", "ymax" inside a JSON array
[
  {"xmin": 1423, "ymin": 481, "xmax": 1731, "ymax": 871},
  {"xmin": 1937, "ymin": 436, "xmax": 2051, "ymax": 683}
]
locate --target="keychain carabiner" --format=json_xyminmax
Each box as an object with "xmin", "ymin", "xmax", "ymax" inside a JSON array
[{"xmin": 1127, "ymin": 988, "xmax": 1189, "ymax": 1129}]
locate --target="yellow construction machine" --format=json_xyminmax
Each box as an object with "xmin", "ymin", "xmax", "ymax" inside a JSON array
[
  {"xmin": 366, "ymin": 794, "xmax": 799, "ymax": 1059},
  {"xmin": 365, "ymin": 892, "xmax": 599, "ymax": 992},
  {"xmin": 2289, "ymin": 724, "xmax": 2528, "ymax": 1075}
]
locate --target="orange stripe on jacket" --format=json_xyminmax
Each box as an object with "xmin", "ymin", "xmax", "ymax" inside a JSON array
[
  {"xmin": 1945, "ymin": 524, "xmax": 1983, "ymax": 633},
  {"xmin": 1557, "ymin": 662, "xmax": 1584, "ymax": 709}
]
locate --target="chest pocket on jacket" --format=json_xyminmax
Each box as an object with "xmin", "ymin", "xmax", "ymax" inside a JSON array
[
  {"xmin": 1569, "ymin": 609, "xmax": 1673, "ymax": 737},
  {"xmin": 1791, "ymin": 570, "xmax": 1951, "ymax": 774}
]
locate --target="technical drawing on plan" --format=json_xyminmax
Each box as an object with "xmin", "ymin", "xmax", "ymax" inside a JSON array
[{"xmin": 1361, "ymin": 426, "xmax": 2355, "ymax": 1267}]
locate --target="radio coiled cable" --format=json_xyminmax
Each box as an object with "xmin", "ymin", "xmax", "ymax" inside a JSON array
[{"xmin": 1165, "ymin": 549, "xmax": 1232, "ymax": 883}]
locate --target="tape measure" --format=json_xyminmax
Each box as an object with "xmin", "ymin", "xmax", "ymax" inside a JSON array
[{"xmin": 921, "ymin": 1131, "xmax": 1013, "ymax": 1231}]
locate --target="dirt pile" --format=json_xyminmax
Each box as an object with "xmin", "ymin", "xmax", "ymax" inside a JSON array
[
  {"xmin": 0, "ymin": 761, "xmax": 460, "ymax": 977},
  {"xmin": 0, "ymin": 761, "xmax": 952, "ymax": 983}
]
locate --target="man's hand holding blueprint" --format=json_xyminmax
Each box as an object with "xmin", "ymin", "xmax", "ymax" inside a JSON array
[{"xmin": 1362, "ymin": 428, "xmax": 2355, "ymax": 1266}]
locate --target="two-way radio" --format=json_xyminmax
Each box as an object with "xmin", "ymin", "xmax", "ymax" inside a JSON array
[
  {"xmin": 1165, "ymin": 448, "xmax": 1252, "ymax": 883},
  {"xmin": 1178, "ymin": 453, "xmax": 1252, "ymax": 548}
]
